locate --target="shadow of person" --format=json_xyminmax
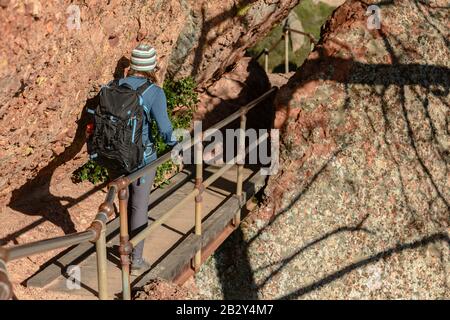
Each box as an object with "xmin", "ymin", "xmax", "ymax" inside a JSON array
[
  {"xmin": 5, "ymin": 95, "xmax": 98, "ymax": 242},
  {"xmin": 4, "ymin": 57, "xmax": 132, "ymax": 245},
  {"xmin": 113, "ymin": 56, "xmax": 130, "ymax": 79},
  {"xmin": 199, "ymin": 57, "xmax": 273, "ymax": 130},
  {"xmin": 272, "ymin": 62, "xmax": 298, "ymax": 74}
]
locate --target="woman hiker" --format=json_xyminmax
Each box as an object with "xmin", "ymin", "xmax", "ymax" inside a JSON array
[{"xmin": 95, "ymin": 44, "xmax": 177, "ymax": 275}]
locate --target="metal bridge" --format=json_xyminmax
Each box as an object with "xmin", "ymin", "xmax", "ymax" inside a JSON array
[{"xmin": 0, "ymin": 88, "xmax": 278, "ymax": 300}]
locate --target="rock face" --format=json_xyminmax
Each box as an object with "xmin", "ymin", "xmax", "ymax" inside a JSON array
[
  {"xmin": 134, "ymin": 278, "xmax": 189, "ymax": 300},
  {"xmin": 168, "ymin": 0, "xmax": 300, "ymax": 84},
  {"xmin": 191, "ymin": 0, "xmax": 449, "ymax": 299},
  {"xmin": 286, "ymin": 10, "xmax": 305, "ymax": 53},
  {"xmin": 195, "ymin": 56, "xmax": 273, "ymax": 130},
  {"xmin": 0, "ymin": 0, "xmax": 299, "ymax": 201}
]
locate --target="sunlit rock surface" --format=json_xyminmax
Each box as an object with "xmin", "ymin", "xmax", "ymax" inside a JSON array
[
  {"xmin": 190, "ymin": 0, "xmax": 449, "ymax": 299},
  {"xmin": 0, "ymin": 0, "xmax": 299, "ymax": 201}
]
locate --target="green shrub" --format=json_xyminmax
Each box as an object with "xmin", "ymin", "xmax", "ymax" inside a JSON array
[
  {"xmin": 164, "ymin": 76, "xmax": 199, "ymax": 111},
  {"xmin": 236, "ymin": 3, "xmax": 252, "ymax": 17},
  {"xmin": 154, "ymin": 159, "xmax": 176, "ymax": 187},
  {"xmin": 72, "ymin": 160, "xmax": 109, "ymax": 185},
  {"xmin": 152, "ymin": 77, "xmax": 198, "ymax": 186}
]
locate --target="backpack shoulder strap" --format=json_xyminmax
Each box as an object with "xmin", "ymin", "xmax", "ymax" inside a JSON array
[
  {"xmin": 109, "ymin": 79, "xmax": 120, "ymax": 87},
  {"xmin": 136, "ymin": 80, "xmax": 155, "ymax": 115},
  {"xmin": 136, "ymin": 80, "xmax": 153, "ymax": 96}
]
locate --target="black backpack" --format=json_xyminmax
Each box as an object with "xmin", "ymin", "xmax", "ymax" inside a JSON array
[{"xmin": 87, "ymin": 80, "xmax": 153, "ymax": 174}]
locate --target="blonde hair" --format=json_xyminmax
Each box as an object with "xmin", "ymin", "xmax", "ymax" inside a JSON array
[{"xmin": 128, "ymin": 69, "xmax": 159, "ymax": 84}]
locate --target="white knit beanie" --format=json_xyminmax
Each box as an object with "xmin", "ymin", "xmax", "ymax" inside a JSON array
[{"xmin": 130, "ymin": 44, "xmax": 157, "ymax": 72}]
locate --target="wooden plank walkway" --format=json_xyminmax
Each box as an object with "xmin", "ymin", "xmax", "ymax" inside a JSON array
[{"xmin": 27, "ymin": 164, "xmax": 263, "ymax": 299}]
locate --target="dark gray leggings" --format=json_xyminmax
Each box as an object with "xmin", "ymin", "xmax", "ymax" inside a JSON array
[{"xmin": 127, "ymin": 170, "xmax": 156, "ymax": 264}]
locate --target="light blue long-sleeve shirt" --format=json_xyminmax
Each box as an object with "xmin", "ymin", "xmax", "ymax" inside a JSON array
[{"xmin": 117, "ymin": 76, "xmax": 176, "ymax": 165}]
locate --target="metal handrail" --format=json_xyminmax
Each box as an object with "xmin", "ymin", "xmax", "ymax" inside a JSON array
[
  {"xmin": 0, "ymin": 86, "xmax": 278, "ymax": 300},
  {"xmin": 285, "ymin": 27, "xmax": 317, "ymax": 45},
  {"xmin": 255, "ymin": 26, "xmax": 317, "ymax": 74},
  {"xmin": 255, "ymin": 36, "xmax": 284, "ymax": 60},
  {"xmin": 8, "ymin": 230, "xmax": 96, "ymax": 261},
  {"xmin": 129, "ymin": 132, "xmax": 269, "ymax": 248}
]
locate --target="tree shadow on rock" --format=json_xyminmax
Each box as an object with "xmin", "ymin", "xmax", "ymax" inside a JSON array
[{"xmin": 213, "ymin": 0, "xmax": 450, "ymax": 299}]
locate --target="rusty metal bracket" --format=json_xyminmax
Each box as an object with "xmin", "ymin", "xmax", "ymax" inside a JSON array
[
  {"xmin": 119, "ymin": 236, "xmax": 133, "ymax": 256},
  {"xmin": 194, "ymin": 177, "xmax": 203, "ymax": 189},
  {"xmin": 118, "ymin": 188, "xmax": 129, "ymax": 201},
  {"xmin": 119, "ymin": 236, "xmax": 133, "ymax": 267},
  {"xmin": 87, "ymin": 220, "xmax": 103, "ymax": 243},
  {"xmin": 108, "ymin": 177, "xmax": 131, "ymax": 191},
  {"xmin": 98, "ymin": 201, "xmax": 114, "ymax": 218},
  {"xmin": 195, "ymin": 178, "xmax": 205, "ymax": 203}
]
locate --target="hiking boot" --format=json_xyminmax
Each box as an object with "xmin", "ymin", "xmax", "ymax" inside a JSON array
[{"xmin": 130, "ymin": 258, "xmax": 151, "ymax": 276}]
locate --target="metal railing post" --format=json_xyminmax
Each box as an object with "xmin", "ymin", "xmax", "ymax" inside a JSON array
[
  {"xmin": 193, "ymin": 132, "xmax": 204, "ymax": 272},
  {"xmin": 118, "ymin": 188, "xmax": 132, "ymax": 300},
  {"xmin": 91, "ymin": 187, "xmax": 117, "ymax": 300},
  {"xmin": 0, "ymin": 257, "xmax": 12, "ymax": 300},
  {"xmin": 264, "ymin": 48, "xmax": 269, "ymax": 73},
  {"xmin": 284, "ymin": 28, "xmax": 289, "ymax": 74},
  {"xmin": 234, "ymin": 108, "xmax": 247, "ymax": 226},
  {"xmin": 95, "ymin": 223, "xmax": 108, "ymax": 300}
]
